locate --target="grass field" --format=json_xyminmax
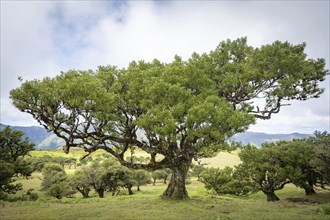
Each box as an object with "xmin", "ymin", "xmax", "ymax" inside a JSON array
[{"xmin": 1, "ymin": 149, "xmax": 329, "ymax": 220}]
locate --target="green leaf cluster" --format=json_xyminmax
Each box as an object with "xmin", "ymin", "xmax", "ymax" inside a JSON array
[
  {"xmin": 200, "ymin": 166, "xmax": 253, "ymax": 196},
  {"xmin": 0, "ymin": 127, "xmax": 34, "ymax": 199}
]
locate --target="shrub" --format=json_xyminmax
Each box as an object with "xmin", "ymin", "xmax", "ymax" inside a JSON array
[
  {"xmin": 47, "ymin": 182, "xmax": 75, "ymax": 199},
  {"xmin": 200, "ymin": 166, "xmax": 252, "ymax": 196},
  {"xmin": 41, "ymin": 163, "xmax": 67, "ymax": 190}
]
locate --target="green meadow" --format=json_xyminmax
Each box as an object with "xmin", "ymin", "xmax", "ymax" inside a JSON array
[{"xmin": 1, "ymin": 149, "xmax": 329, "ymax": 220}]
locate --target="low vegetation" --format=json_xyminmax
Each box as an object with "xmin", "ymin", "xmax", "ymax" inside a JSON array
[{"xmin": 1, "ymin": 127, "xmax": 329, "ymax": 219}]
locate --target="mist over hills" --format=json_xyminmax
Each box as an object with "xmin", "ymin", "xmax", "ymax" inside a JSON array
[{"xmin": 1, "ymin": 123, "xmax": 311, "ymax": 150}]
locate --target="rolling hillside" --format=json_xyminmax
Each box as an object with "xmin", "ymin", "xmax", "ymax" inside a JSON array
[
  {"xmin": 0, "ymin": 123, "xmax": 54, "ymax": 149},
  {"xmin": 1, "ymin": 123, "xmax": 311, "ymax": 150},
  {"xmin": 231, "ymin": 132, "xmax": 311, "ymax": 147}
]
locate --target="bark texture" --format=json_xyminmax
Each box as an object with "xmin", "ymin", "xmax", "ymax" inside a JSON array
[
  {"xmin": 161, "ymin": 164, "xmax": 190, "ymax": 199},
  {"xmin": 263, "ymin": 190, "xmax": 280, "ymax": 202}
]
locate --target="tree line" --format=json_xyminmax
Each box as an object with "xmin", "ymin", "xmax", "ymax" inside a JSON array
[
  {"xmin": 0, "ymin": 126, "xmax": 174, "ymax": 200},
  {"xmin": 42, "ymin": 156, "xmax": 175, "ymax": 199}
]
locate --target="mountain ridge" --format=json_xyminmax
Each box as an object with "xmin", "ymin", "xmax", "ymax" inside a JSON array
[{"xmin": 0, "ymin": 123, "xmax": 311, "ymax": 149}]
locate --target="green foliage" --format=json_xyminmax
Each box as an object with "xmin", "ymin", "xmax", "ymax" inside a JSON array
[
  {"xmin": 10, "ymin": 38, "xmax": 329, "ymax": 199},
  {"xmin": 29, "ymin": 155, "xmax": 76, "ymax": 172},
  {"xmin": 247, "ymin": 134, "xmax": 330, "ymax": 196},
  {"xmin": 82, "ymin": 161, "xmax": 109, "ymax": 198},
  {"xmin": 41, "ymin": 163, "xmax": 67, "ymax": 191},
  {"xmin": 0, "ymin": 126, "xmax": 35, "ymax": 161},
  {"xmin": 70, "ymin": 158, "xmax": 149, "ymax": 197},
  {"xmin": 200, "ymin": 166, "xmax": 252, "ymax": 196},
  {"xmin": 232, "ymin": 135, "xmax": 330, "ymax": 201},
  {"xmin": 310, "ymin": 131, "xmax": 330, "ymax": 184},
  {"xmin": 237, "ymin": 144, "xmax": 291, "ymax": 201},
  {"xmin": 69, "ymin": 169, "xmax": 91, "ymax": 198},
  {"xmin": 0, "ymin": 161, "xmax": 21, "ymax": 199},
  {"xmin": 47, "ymin": 182, "xmax": 75, "ymax": 199},
  {"xmin": 276, "ymin": 139, "xmax": 326, "ymax": 194},
  {"xmin": 190, "ymin": 163, "xmax": 207, "ymax": 180},
  {"xmin": 0, "ymin": 126, "xmax": 34, "ymax": 198},
  {"xmin": 152, "ymin": 170, "xmax": 164, "ymax": 185},
  {"xmin": 319, "ymin": 204, "xmax": 330, "ymax": 215},
  {"xmin": 30, "ymin": 155, "xmax": 53, "ymax": 172},
  {"xmin": 133, "ymin": 169, "xmax": 151, "ymax": 191}
]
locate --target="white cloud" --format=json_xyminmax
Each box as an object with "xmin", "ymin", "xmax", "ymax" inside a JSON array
[{"xmin": 1, "ymin": 1, "xmax": 329, "ymax": 133}]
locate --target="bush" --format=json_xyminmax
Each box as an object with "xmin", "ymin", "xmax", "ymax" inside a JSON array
[
  {"xmin": 41, "ymin": 163, "xmax": 67, "ymax": 190},
  {"xmin": 200, "ymin": 166, "xmax": 252, "ymax": 196},
  {"xmin": 190, "ymin": 164, "xmax": 206, "ymax": 180},
  {"xmin": 47, "ymin": 182, "xmax": 75, "ymax": 199}
]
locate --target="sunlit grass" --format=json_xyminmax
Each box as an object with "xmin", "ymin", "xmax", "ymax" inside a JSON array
[{"xmin": 200, "ymin": 151, "xmax": 241, "ymax": 168}]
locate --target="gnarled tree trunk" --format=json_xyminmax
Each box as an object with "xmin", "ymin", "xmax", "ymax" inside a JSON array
[
  {"xmin": 304, "ymin": 187, "xmax": 316, "ymax": 195},
  {"xmin": 127, "ymin": 186, "xmax": 134, "ymax": 195},
  {"xmin": 161, "ymin": 162, "xmax": 190, "ymax": 200},
  {"xmin": 263, "ymin": 190, "xmax": 280, "ymax": 202},
  {"xmin": 302, "ymin": 182, "xmax": 316, "ymax": 195},
  {"xmin": 77, "ymin": 187, "xmax": 90, "ymax": 198},
  {"xmin": 96, "ymin": 189, "xmax": 104, "ymax": 198}
]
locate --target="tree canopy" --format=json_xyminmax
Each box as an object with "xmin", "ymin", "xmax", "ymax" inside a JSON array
[
  {"xmin": 0, "ymin": 126, "xmax": 34, "ymax": 199},
  {"xmin": 10, "ymin": 37, "xmax": 328, "ymax": 199}
]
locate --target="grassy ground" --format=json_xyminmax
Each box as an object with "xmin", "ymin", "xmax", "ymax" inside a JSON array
[{"xmin": 1, "ymin": 150, "xmax": 329, "ymax": 220}]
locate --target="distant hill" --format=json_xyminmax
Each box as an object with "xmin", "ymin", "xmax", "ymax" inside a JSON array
[
  {"xmin": 0, "ymin": 123, "xmax": 55, "ymax": 149},
  {"xmin": 231, "ymin": 132, "xmax": 311, "ymax": 147},
  {"xmin": 1, "ymin": 123, "xmax": 311, "ymax": 149}
]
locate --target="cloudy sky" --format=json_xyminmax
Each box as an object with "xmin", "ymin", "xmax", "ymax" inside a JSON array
[{"xmin": 1, "ymin": 1, "xmax": 329, "ymax": 134}]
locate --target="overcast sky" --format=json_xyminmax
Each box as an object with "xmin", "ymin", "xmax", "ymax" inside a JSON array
[{"xmin": 1, "ymin": 1, "xmax": 329, "ymax": 134}]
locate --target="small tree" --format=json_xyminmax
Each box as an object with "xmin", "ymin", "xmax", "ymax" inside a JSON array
[
  {"xmin": 200, "ymin": 166, "xmax": 252, "ymax": 196},
  {"xmin": 310, "ymin": 131, "xmax": 330, "ymax": 185},
  {"xmin": 161, "ymin": 168, "xmax": 172, "ymax": 184},
  {"xmin": 41, "ymin": 163, "xmax": 67, "ymax": 190},
  {"xmin": 152, "ymin": 170, "xmax": 164, "ymax": 186},
  {"xmin": 277, "ymin": 139, "xmax": 325, "ymax": 195},
  {"xmin": 83, "ymin": 162, "xmax": 109, "ymax": 198},
  {"xmin": 133, "ymin": 170, "xmax": 151, "ymax": 191},
  {"xmin": 200, "ymin": 167, "xmax": 232, "ymax": 194},
  {"xmin": 0, "ymin": 126, "xmax": 34, "ymax": 199},
  {"xmin": 40, "ymin": 163, "xmax": 75, "ymax": 199},
  {"xmin": 237, "ymin": 144, "xmax": 291, "ymax": 202},
  {"xmin": 118, "ymin": 167, "xmax": 136, "ymax": 195},
  {"xmin": 69, "ymin": 169, "xmax": 91, "ymax": 198},
  {"xmin": 47, "ymin": 182, "xmax": 75, "ymax": 199}
]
